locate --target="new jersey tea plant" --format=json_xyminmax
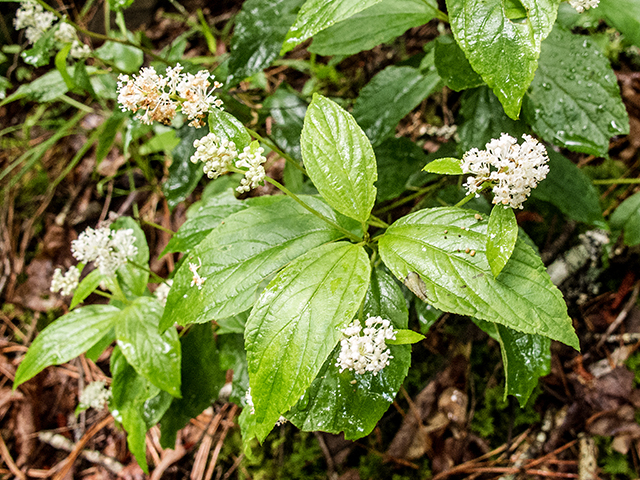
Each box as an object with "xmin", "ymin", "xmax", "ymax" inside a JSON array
[{"xmin": 6, "ymin": 0, "xmax": 640, "ymax": 472}]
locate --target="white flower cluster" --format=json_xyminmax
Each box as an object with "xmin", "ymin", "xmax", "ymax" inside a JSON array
[
  {"xmin": 190, "ymin": 135, "xmax": 267, "ymax": 193},
  {"xmin": 50, "ymin": 266, "xmax": 80, "ymax": 296},
  {"xmin": 14, "ymin": 2, "xmax": 90, "ymax": 58},
  {"xmin": 154, "ymin": 280, "xmax": 173, "ymax": 306},
  {"xmin": 117, "ymin": 64, "xmax": 223, "ymax": 127},
  {"xmin": 71, "ymin": 225, "xmax": 138, "ymax": 277},
  {"xmin": 189, "ymin": 261, "xmax": 206, "ymax": 289},
  {"xmin": 336, "ymin": 316, "xmax": 396, "ymax": 376},
  {"xmin": 78, "ymin": 381, "xmax": 111, "ymax": 411},
  {"xmin": 568, "ymin": 0, "xmax": 599, "ymax": 13},
  {"xmin": 461, "ymin": 133, "xmax": 549, "ymax": 209}
]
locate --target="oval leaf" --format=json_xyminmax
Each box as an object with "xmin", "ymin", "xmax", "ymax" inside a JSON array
[
  {"xmin": 208, "ymin": 108, "xmax": 251, "ymax": 149},
  {"xmin": 244, "ymin": 242, "xmax": 371, "ymax": 442},
  {"xmin": 116, "ymin": 297, "xmax": 181, "ymax": 397},
  {"xmin": 486, "ymin": 204, "xmax": 518, "ymax": 277},
  {"xmin": 434, "ymin": 35, "xmax": 484, "ymax": 92},
  {"xmin": 422, "ymin": 157, "xmax": 463, "ymax": 175},
  {"xmin": 160, "ymin": 196, "xmax": 345, "ymax": 330},
  {"xmin": 301, "ymin": 94, "xmax": 377, "ymax": 223},
  {"xmin": 610, "ymin": 191, "xmax": 640, "ymax": 246},
  {"xmin": 379, "ymin": 207, "xmax": 579, "ymax": 349},
  {"xmin": 14, "ymin": 305, "xmax": 120, "ymax": 387}
]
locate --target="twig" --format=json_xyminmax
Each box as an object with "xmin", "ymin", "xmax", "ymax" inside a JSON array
[
  {"xmin": 596, "ymin": 281, "xmax": 640, "ymax": 350},
  {"xmin": 149, "ymin": 443, "xmax": 187, "ymax": 480},
  {"xmin": 221, "ymin": 454, "xmax": 244, "ymax": 480},
  {"xmin": 38, "ymin": 431, "xmax": 123, "ymax": 474},
  {"xmin": 203, "ymin": 405, "xmax": 238, "ymax": 480},
  {"xmin": 314, "ymin": 432, "xmax": 336, "ymax": 480},
  {"xmin": 191, "ymin": 407, "xmax": 227, "ymax": 480},
  {"xmin": 0, "ymin": 434, "xmax": 26, "ymax": 480}
]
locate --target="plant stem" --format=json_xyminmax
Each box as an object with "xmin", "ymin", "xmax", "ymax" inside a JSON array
[
  {"xmin": 592, "ymin": 178, "xmax": 640, "ymax": 185},
  {"xmin": 245, "ymin": 127, "xmax": 307, "ymax": 176},
  {"xmin": 375, "ymin": 180, "xmax": 444, "ymax": 215},
  {"xmin": 454, "ymin": 183, "xmax": 491, "ymax": 208},
  {"xmin": 263, "ymin": 176, "xmax": 362, "ymax": 243},
  {"xmin": 368, "ymin": 214, "xmax": 389, "ymax": 228},
  {"xmin": 129, "ymin": 261, "xmax": 166, "ymax": 284},
  {"xmin": 33, "ymin": 0, "xmax": 170, "ymax": 64},
  {"xmin": 142, "ymin": 220, "xmax": 175, "ymax": 235}
]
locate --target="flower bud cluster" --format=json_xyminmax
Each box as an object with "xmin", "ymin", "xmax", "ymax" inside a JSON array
[
  {"xmin": 117, "ymin": 64, "xmax": 223, "ymax": 127},
  {"xmin": 461, "ymin": 133, "xmax": 549, "ymax": 209},
  {"xmin": 568, "ymin": 0, "xmax": 599, "ymax": 13},
  {"xmin": 50, "ymin": 266, "xmax": 80, "ymax": 296},
  {"xmin": 78, "ymin": 381, "xmax": 111, "ymax": 411},
  {"xmin": 14, "ymin": 2, "xmax": 90, "ymax": 58},
  {"xmin": 71, "ymin": 225, "xmax": 138, "ymax": 277},
  {"xmin": 190, "ymin": 135, "xmax": 267, "ymax": 193},
  {"xmin": 336, "ymin": 316, "xmax": 396, "ymax": 376}
]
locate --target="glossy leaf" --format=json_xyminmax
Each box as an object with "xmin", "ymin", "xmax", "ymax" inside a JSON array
[
  {"xmin": 208, "ymin": 109, "xmax": 251, "ymax": 149},
  {"xmin": 434, "ymin": 35, "xmax": 484, "ymax": 92},
  {"xmin": 597, "ymin": 0, "xmax": 640, "ymax": 48},
  {"xmin": 287, "ymin": 267, "xmax": 410, "ymax": 440},
  {"xmin": 21, "ymin": 27, "xmax": 56, "ymax": 67},
  {"xmin": 85, "ymin": 327, "xmax": 115, "ymax": 362},
  {"xmin": 14, "ymin": 305, "xmax": 120, "ymax": 387},
  {"xmin": 458, "ymin": 86, "xmax": 528, "ymax": 153},
  {"xmin": 116, "ymin": 297, "xmax": 181, "ymax": 397},
  {"xmin": 281, "ymin": 0, "xmax": 382, "ymax": 54},
  {"xmin": 163, "ymin": 188, "xmax": 246, "ymax": 255},
  {"xmin": 160, "ymin": 196, "xmax": 345, "ymax": 330},
  {"xmin": 531, "ymin": 150, "xmax": 604, "ymax": 226},
  {"xmin": 310, "ymin": 0, "xmax": 439, "ymax": 56},
  {"xmin": 353, "ymin": 65, "xmax": 440, "ymax": 146},
  {"xmin": 216, "ymin": 310, "xmax": 250, "ymax": 335},
  {"xmin": 301, "ymin": 94, "xmax": 377, "ymax": 223},
  {"xmin": 264, "ymin": 86, "xmax": 307, "ymax": 162},
  {"xmin": 111, "ymin": 217, "xmax": 149, "ymax": 297},
  {"xmin": 523, "ymin": 26, "xmax": 629, "ymax": 156},
  {"xmin": 387, "ymin": 329, "xmax": 425, "ymax": 345},
  {"xmin": 374, "ymin": 137, "xmax": 431, "ymax": 203},
  {"xmin": 244, "ymin": 242, "xmax": 371, "ymax": 442},
  {"xmin": 486, "ymin": 205, "xmax": 518, "ymax": 277},
  {"xmin": 379, "ymin": 207, "xmax": 579, "ymax": 349},
  {"xmin": 94, "ymin": 40, "xmax": 143, "ymax": 73},
  {"xmin": 159, "ymin": 324, "xmax": 225, "ymax": 449},
  {"xmin": 70, "ymin": 268, "xmax": 105, "ymax": 309},
  {"xmin": 1, "ymin": 69, "xmax": 69, "ymax": 106},
  {"xmin": 163, "ymin": 124, "xmax": 207, "ymax": 209},
  {"xmin": 227, "ymin": 0, "xmax": 305, "ymax": 83},
  {"xmin": 422, "ymin": 157, "xmax": 463, "ymax": 175},
  {"xmin": 96, "ymin": 110, "xmax": 126, "ymax": 164},
  {"xmin": 610, "ymin": 192, "xmax": 640, "ymax": 247},
  {"xmin": 445, "ymin": 0, "xmax": 560, "ymax": 119}
]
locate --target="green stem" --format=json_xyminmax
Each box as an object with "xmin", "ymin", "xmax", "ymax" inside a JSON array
[
  {"xmin": 109, "ymin": 278, "xmax": 130, "ymax": 304},
  {"xmin": 142, "ymin": 220, "xmax": 175, "ymax": 235},
  {"xmin": 592, "ymin": 178, "xmax": 640, "ymax": 185},
  {"xmin": 368, "ymin": 214, "xmax": 389, "ymax": 229},
  {"xmin": 129, "ymin": 260, "xmax": 166, "ymax": 284},
  {"xmin": 454, "ymin": 183, "xmax": 492, "ymax": 208},
  {"xmin": 93, "ymin": 289, "xmax": 113, "ymax": 300},
  {"xmin": 33, "ymin": 0, "xmax": 170, "ymax": 64},
  {"xmin": 263, "ymin": 176, "xmax": 362, "ymax": 243},
  {"xmin": 245, "ymin": 127, "xmax": 307, "ymax": 176},
  {"xmin": 375, "ymin": 180, "xmax": 444, "ymax": 215}
]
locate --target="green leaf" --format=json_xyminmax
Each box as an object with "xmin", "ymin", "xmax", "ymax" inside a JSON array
[
  {"xmin": 486, "ymin": 205, "xmax": 518, "ymax": 277},
  {"xmin": 353, "ymin": 65, "xmax": 441, "ymax": 146},
  {"xmin": 309, "ymin": 0, "xmax": 438, "ymax": 56},
  {"xmin": 14, "ymin": 305, "xmax": 120, "ymax": 387},
  {"xmin": 21, "ymin": 26, "xmax": 57, "ymax": 67},
  {"xmin": 163, "ymin": 189, "xmax": 246, "ymax": 255},
  {"xmin": 227, "ymin": 0, "xmax": 305, "ymax": 83},
  {"xmin": 94, "ymin": 40, "xmax": 143, "ymax": 73},
  {"xmin": 281, "ymin": 0, "xmax": 383, "ymax": 54},
  {"xmin": 219, "ymin": 334, "xmax": 250, "ymax": 405},
  {"xmin": 264, "ymin": 86, "xmax": 307, "ymax": 162},
  {"xmin": 244, "ymin": 242, "xmax": 371, "ymax": 442},
  {"xmin": 445, "ymin": 0, "xmax": 560, "ymax": 119},
  {"xmin": 379, "ymin": 207, "xmax": 579, "ymax": 349},
  {"xmin": 387, "ymin": 329, "xmax": 425, "ymax": 345},
  {"xmin": 597, "ymin": 0, "xmax": 640, "ymax": 48},
  {"xmin": 54, "ymin": 43, "xmax": 75, "ymax": 90},
  {"xmin": 111, "ymin": 217, "xmax": 149, "ymax": 297},
  {"xmin": 301, "ymin": 94, "xmax": 377, "ymax": 223},
  {"xmin": 73, "ymin": 61, "xmax": 97, "ymax": 98},
  {"xmin": 159, "ymin": 324, "xmax": 225, "ymax": 449},
  {"xmin": 216, "ymin": 310, "xmax": 249, "ymax": 335},
  {"xmin": 458, "ymin": 86, "xmax": 528, "ymax": 153},
  {"xmin": 375, "ymin": 137, "xmax": 431, "ymax": 202},
  {"xmin": 85, "ymin": 327, "xmax": 115, "ymax": 362},
  {"xmin": 434, "ymin": 35, "xmax": 484, "ymax": 92},
  {"xmin": 610, "ymin": 192, "xmax": 640, "ymax": 246},
  {"xmin": 531, "ymin": 150, "xmax": 604, "ymax": 226},
  {"xmin": 287, "ymin": 267, "xmax": 410, "ymax": 440},
  {"xmin": 523, "ymin": 26, "xmax": 629, "ymax": 156},
  {"xmin": 138, "ymin": 130, "xmax": 180, "ymax": 156},
  {"xmin": 422, "ymin": 157, "xmax": 463, "ymax": 175},
  {"xmin": 108, "ymin": 0, "xmax": 134, "ymax": 11},
  {"xmin": 96, "ymin": 109, "xmax": 126, "ymax": 164},
  {"xmin": 70, "ymin": 268, "xmax": 106, "ymax": 309},
  {"xmin": 163, "ymin": 124, "xmax": 207, "ymax": 210},
  {"xmin": 116, "ymin": 297, "xmax": 181, "ymax": 397},
  {"xmin": 208, "ymin": 109, "xmax": 251, "ymax": 150},
  {"xmin": 474, "ymin": 319, "xmax": 550, "ymax": 406},
  {"xmin": 1, "ymin": 69, "xmax": 69, "ymax": 106},
  {"xmin": 160, "ymin": 196, "xmax": 346, "ymax": 330}
]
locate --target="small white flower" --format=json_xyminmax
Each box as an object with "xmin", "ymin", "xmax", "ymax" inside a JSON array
[
  {"xmin": 154, "ymin": 280, "xmax": 173, "ymax": 306},
  {"xmin": 236, "ymin": 145, "xmax": 267, "ymax": 193},
  {"xmin": 189, "ymin": 260, "xmax": 206, "ymax": 289},
  {"xmin": 190, "ymin": 133, "xmax": 238, "ymax": 179},
  {"xmin": 14, "ymin": 1, "xmax": 56, "ymax": 45},
  {"xmin": 71, "ymin": 225, "xmax": 138, "ymax": 276},
  {"xmin": 275, "ymin": 416, "xmax": 288, "ymax": 426},
  {"xmin": 54, "ymin": 22, "xmax": 75, "ymax": 44},
  {"xmin": 336, "ymin": 316, "xmax": 396, "ymax": 376},
  {"xmin": 50, "ymin": 266, "xmax": 80, "ymax": 296},
  {"xmin": 568, "ymin": 0, "xmax": 599, "ymax": 13},
  {"xmin": 78, "ymin": 381, "xmax": 111, "ymax": 411},
  {"xmin": 461, "ymin": 133, "xmax": 549, "ymax": 209}
]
